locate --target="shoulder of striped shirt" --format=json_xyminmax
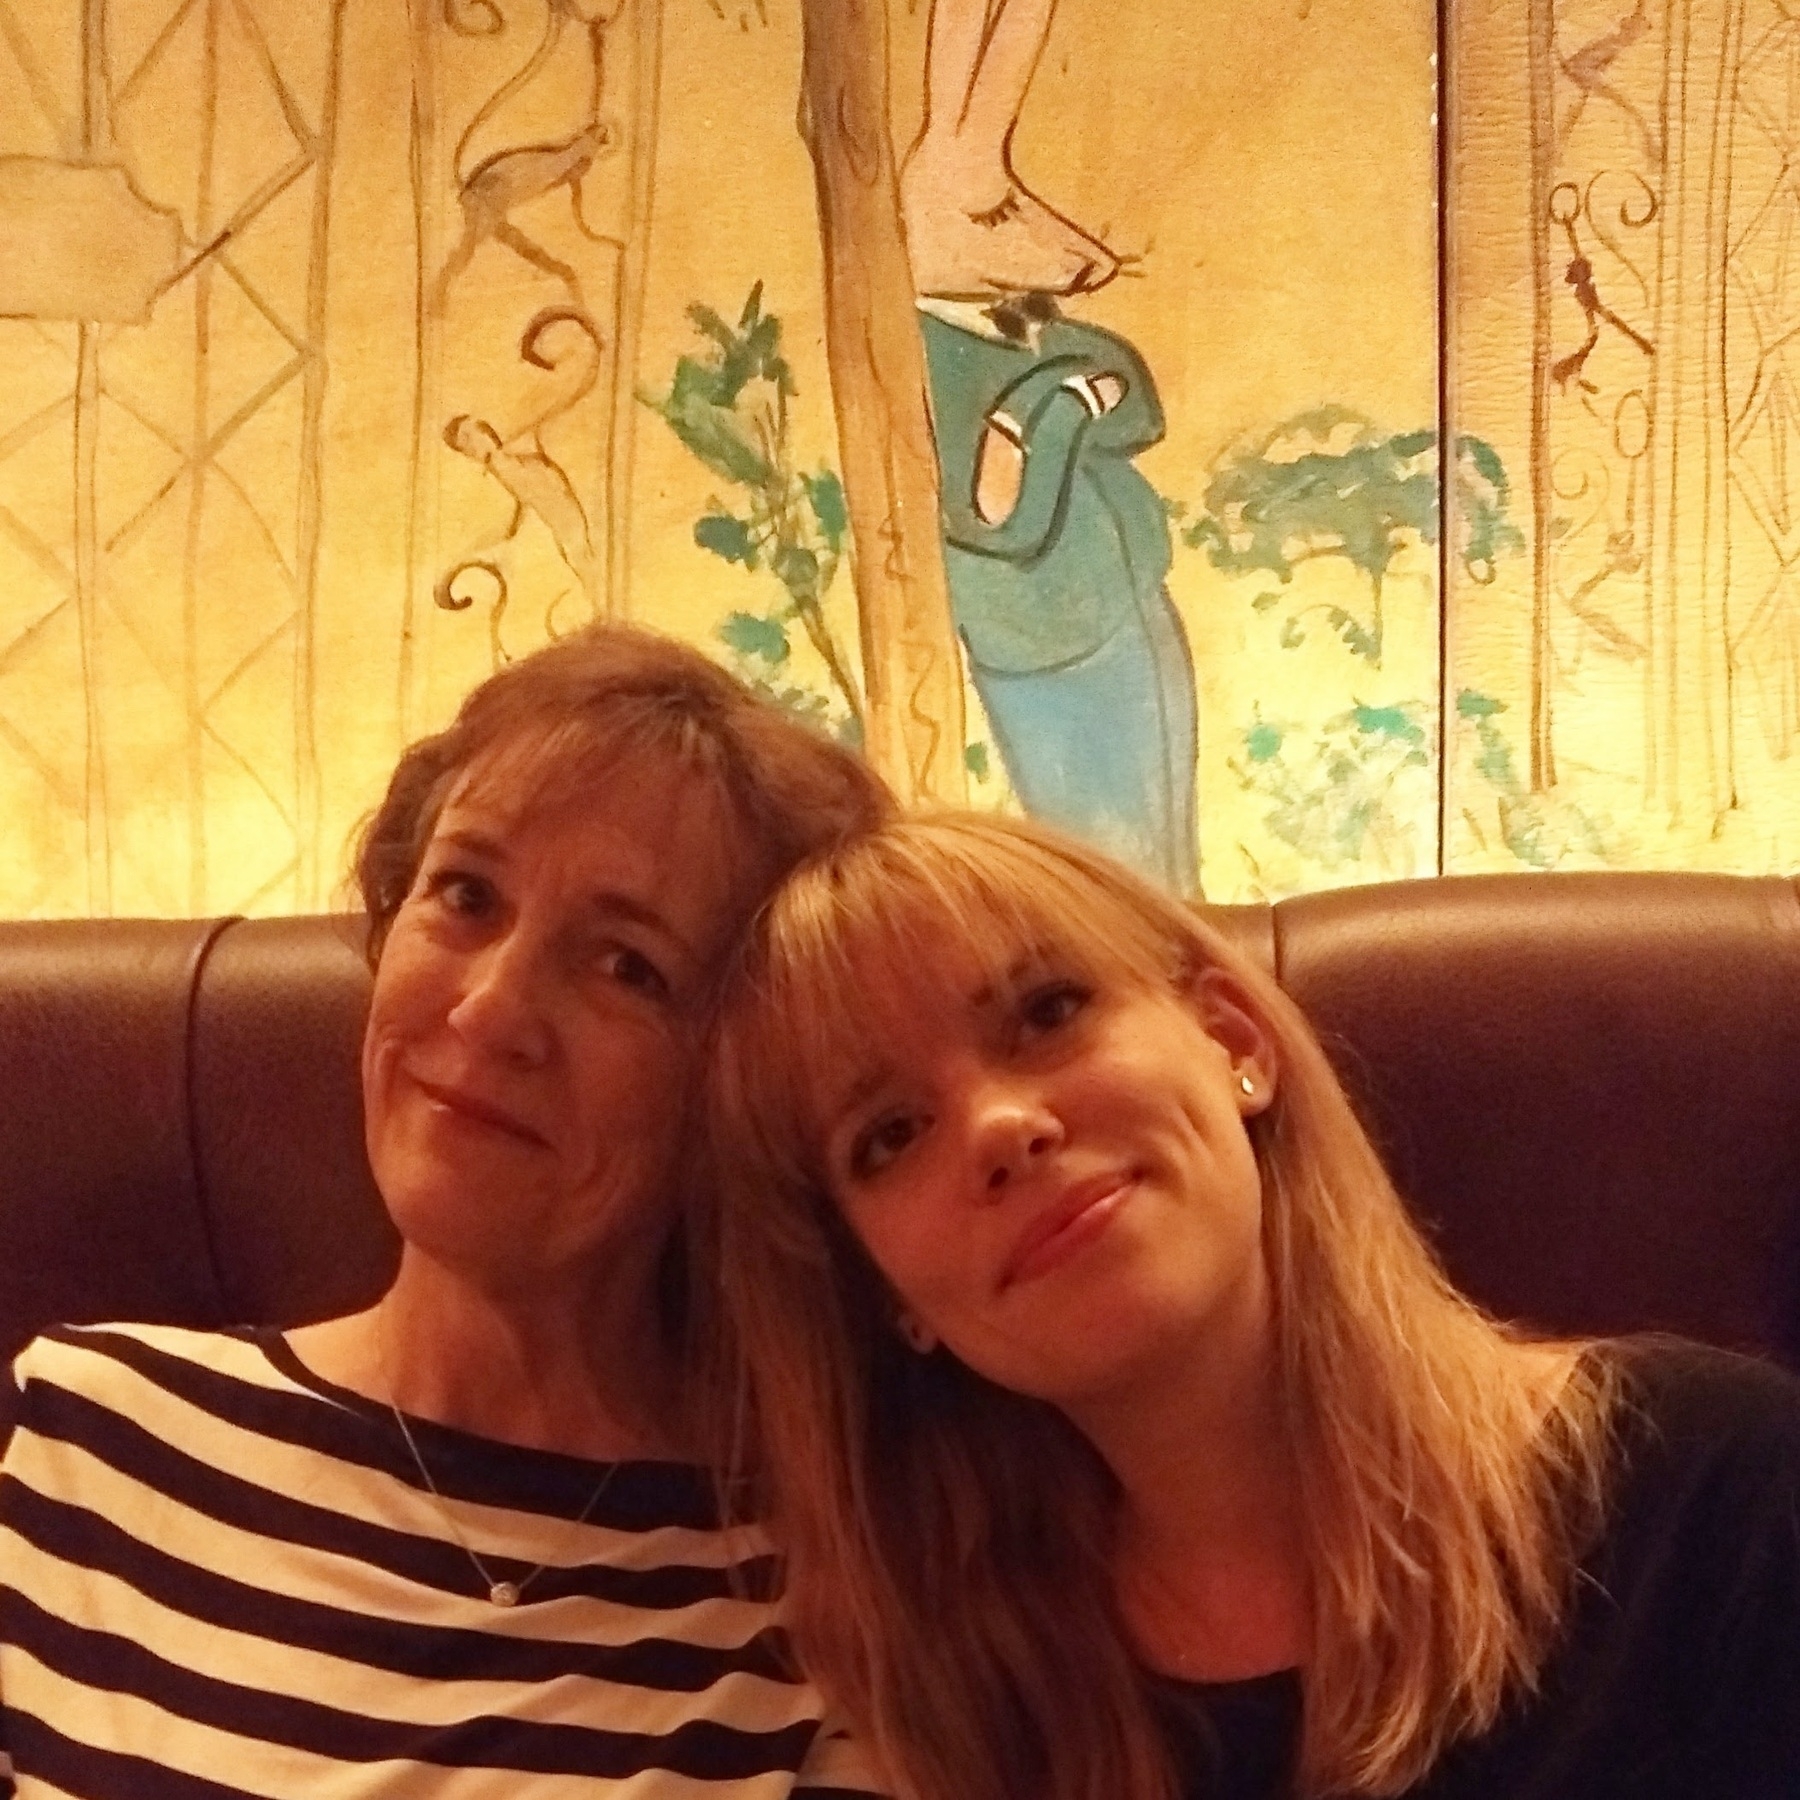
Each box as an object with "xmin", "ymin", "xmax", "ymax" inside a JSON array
[
  {"xmin": 9, "ymin": 1320, "xmax": 781, "ymax": 1561},
  {"xmin": 14, "ymin": 1321, "xmax": 283, "ymax": 1392},
  {"xmin": 796, "ymin": 1716, "xmax": 895, "ymax": 1797}
]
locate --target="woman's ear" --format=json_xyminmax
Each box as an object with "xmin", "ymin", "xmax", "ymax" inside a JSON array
[
  {"xmin": 896, "ymin": 1309, "xmax": 940, "ymax": 1355},
  {"xmin": 1185, "ymin": 967, "xmax": 1278, "ymax": 1115}
]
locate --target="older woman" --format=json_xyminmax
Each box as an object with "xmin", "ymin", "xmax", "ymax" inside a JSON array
[
  {"xmin": 699, "ymin": 812, "xmax": 1800, "ymax": 1800},
  {"xmin": 0, "ymin": 626, "xmax": 891, "ymax": 1797}
]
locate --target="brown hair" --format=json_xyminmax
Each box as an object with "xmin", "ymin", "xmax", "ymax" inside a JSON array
[
  {"xmin": 355, "ymin": 623, "xmax": 892, "ymax": 964},
  {"xmin": 697, "ymin": 812, "xmax": 1615, "ymax": 1800}
]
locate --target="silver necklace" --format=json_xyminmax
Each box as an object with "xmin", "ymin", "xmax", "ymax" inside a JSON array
[{"xmin": 384, "ymin": 1386, "xmax": 620, "ymax": 1608}]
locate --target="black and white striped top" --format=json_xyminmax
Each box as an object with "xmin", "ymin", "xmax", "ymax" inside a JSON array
[{"xmin": 0, "ymin": 1324, "xmax": 884, "ymax": 1798}]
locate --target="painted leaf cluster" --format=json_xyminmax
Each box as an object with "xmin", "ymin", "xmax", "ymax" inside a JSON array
[
  {"xmin": 1454, "ymin": 690, "xmax": 1615, "ymax": 868},
  {"xmin": 1232, "ymin": 698, "xmax": 1435, "ymax": 877},
  {"xmin": 644, "ymin": 284, "xmax": 863, "ymax": 739},
  {"xmin": 1178, "ymin": 407, "xmax": 1524, "ymax": 665}
]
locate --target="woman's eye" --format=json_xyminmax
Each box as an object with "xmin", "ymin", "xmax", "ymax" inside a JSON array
[
  {"xmin": 849, "ymin": 1112, "xmax": 922, "ymax": 1181},
  {"xmin": 599, "ymin": 944, "xmax": 672, "ymax": 1001},
  {"xmin": 1018, "ymin": 979, "xmax": 1091, "ymax": 1036},
  {"xmin": 421, "ymin": 868, "xmax": 495, "ymax": 920}
]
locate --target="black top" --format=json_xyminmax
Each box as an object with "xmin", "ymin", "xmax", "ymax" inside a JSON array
[{"xmin": 1154, "ymin": 1339, "xmax": 1800, "ymax": 1799}]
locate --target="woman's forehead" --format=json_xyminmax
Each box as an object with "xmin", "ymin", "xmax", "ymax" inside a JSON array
[
  {"xmin": 841, "ymin": 930, "xmax": 990, "ymax": 1030},
  {"xmin": 813, "ymin": 855, "xmax": 1148, "ymax": 989},
  {"xmin": 450, "ymin": 725, "xmax": 718, "ymax": 820},
  {"xmin": 447, "ymin": 756, "xmax": 705, "ymax": 831},
  {"xmin": 436, "ymin": 746, "xmax": 761, "ymax": 954},
  {"xmin": 829, "ymin": 890, "xmax": 1028, "ymax": 989}
]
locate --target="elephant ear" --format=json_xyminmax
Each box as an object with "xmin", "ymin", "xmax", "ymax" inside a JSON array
[
  {"xmin": 922, "ymin": 0, "xmax": 1057, "ymax": 148},
  {"xmin": 903, "ymin": 0, "xmax": 1119, "ymax": 301}
]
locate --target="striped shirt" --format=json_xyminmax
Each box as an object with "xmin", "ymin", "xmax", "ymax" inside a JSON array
[{"xmin": 0, "ymin": 1323, "xmax": 884, "ymax": 1799}]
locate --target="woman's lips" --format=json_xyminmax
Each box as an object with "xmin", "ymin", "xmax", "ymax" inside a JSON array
[
  {"xmin": 412, "ymin": 1077, "xmax": 546, "ymax": 1146},
  {"xmin": 1001, "ymin": 1176, "xmax": 1137, "ymax": 1290}
]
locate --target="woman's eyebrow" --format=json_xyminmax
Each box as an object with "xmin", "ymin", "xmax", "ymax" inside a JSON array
[
  {"xmin": 825, "ymin": 1064, "xmax": 894, "ymax": 1131},
  {"xmin": 587, "ymin": 891, "xmax": 693, "ymax": 960},
  {"xmin": 434, "ymin": 835, "xmax": 692, "ymax": 958},
  {"xmin": 435, "ymin": 828, "xmax": 506, "ymax": 862},
  {"xmin": 969, "ymin": 949, "xmax": 1054, "ymax": 1012}
]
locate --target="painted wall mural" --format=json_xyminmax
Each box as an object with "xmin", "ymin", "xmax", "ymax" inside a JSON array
[
  {"xmin": 904, "ymin": 0, "xmax": 1198, "ymax": 894},
  {"xmin": 0, "ymin": 0, "xmax": 1792, "ymax": 919},
  {"xmin": 0, "ymin": 0, "xmax": 344, "ymax": 915},
  {"xmin": 1450, "ymin": 0, "xmax": 1800, "ymax": 874},
  {"xmin": 410, "ymin": 0, "xmax": 660, "ymax": 724}
]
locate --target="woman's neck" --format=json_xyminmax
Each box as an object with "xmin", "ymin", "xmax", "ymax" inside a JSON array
[
  {"xmin": 1069, "ymin": 1314, "xmax": 1312, "ymax": 1681},
  {"xmin": 289, "ymin": 1245, "xmax": 688, "ymax": 1460}
]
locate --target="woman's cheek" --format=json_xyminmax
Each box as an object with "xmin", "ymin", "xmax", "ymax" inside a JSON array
[{"xmin": 869, "ymin": 1194, "xmax": 948, "ymax": 1306}]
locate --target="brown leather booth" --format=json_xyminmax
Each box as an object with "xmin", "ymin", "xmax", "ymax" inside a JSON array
[{"xmin": 3, "ymin": 872, "xmax": 1798, "ymax": 1446}]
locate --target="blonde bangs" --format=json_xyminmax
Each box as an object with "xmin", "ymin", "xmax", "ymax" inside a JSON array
[{"xmin": 717, "ymin": 814, "xmax": 1194, "ymax": 1201}]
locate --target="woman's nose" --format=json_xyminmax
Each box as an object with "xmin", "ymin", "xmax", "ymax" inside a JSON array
[
  {"xmin": 969, "ymin": 1082, "xmax": 1063, "ymax": 1198},
  {"xmin": 446, "ymin": 938, "xmax": 553, "ymax": 1067}
]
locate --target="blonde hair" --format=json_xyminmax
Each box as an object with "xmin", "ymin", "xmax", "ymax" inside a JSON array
[{"xmin": 696, "ymin": 813, "xmax": 1617, "ymax": 1800}]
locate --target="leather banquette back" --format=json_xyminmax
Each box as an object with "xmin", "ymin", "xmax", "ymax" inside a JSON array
[{"xmin": 2, "ymin": 871, "xmax": 1797, "ymax": 1444}]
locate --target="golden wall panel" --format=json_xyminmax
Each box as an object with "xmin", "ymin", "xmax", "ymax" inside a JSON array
[
  {"xmin": 1449, "ymin": 0, "xmax": 1800, "ymax": 874},
  {"xmin": 25, "ymin": 0, "xmax": 1798, "ymax": 915}
]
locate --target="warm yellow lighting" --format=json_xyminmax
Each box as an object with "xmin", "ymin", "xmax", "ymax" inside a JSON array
[{"xmin": 0, "ymin": 0, "xmax": 1792, "ymax": 918}]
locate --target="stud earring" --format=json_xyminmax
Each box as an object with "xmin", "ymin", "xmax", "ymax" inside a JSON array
[{"xmin": 1239, "ymin": 1073, "xmax": 1256, "ymax": 1097}]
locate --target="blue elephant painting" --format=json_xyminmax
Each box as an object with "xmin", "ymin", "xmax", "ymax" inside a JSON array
[{"xmin": 902, "ymin": 0, "xmax": 1200, "ymax": 895}]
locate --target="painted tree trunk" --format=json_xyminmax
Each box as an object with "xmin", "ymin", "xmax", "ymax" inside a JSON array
[{"xmin": 799, "ymin": 0, "xmax": 966, "ymax": 804}]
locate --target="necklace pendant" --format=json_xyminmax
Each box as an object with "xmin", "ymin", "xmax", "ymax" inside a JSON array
[{"xmin": 488, "ymin": 1580, "xmax": 521, "ymax": 1608}]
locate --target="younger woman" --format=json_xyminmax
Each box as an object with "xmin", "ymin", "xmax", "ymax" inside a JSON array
[{"xmin": 698, "ymin": 812, "xmax": 1800, "ymax": 1800}]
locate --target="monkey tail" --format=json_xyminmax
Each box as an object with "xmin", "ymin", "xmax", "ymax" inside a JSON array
[
  {"xmin": 508, "ymin": 306, "xmax": 605, "ymax": 443},
  {"xmin": 454, "ymin": 3, "xmax": 566, "ymax": 189},
  {"xmin": 567, "ymin": 18, "xmax": 620, "ymax": 244},
  {"xmin": 569, "ymin": 161, "xmax": 626, "ymax": 246}
]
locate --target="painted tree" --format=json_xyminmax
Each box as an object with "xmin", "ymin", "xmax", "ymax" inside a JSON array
[{"xmin": 795, "ymin": 0, "xmax": 967, "ymax": 804}]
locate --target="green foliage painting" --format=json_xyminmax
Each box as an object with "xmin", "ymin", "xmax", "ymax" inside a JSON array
[
  {"xmin": 1177, "ymin": 406, "xmax": 1525, "ymax": 668},
  {"xmin": 643, "ymin": 284, "xmax": 862, "ymax": 741},
  {"xmin": 1232, "ymin": 700, "xmax": 1434, "ymax": 878},
  {"xmin": 1454, "ymin": 690, "xmax": 1617, "ymax": 868},
  {"xmin": 1174, "ymin": 406, "xmax": 1577, "ymax": 886},
  {"xmin": 649, "ymin": 345, "xmax": 1593, "ymax": 886}
]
